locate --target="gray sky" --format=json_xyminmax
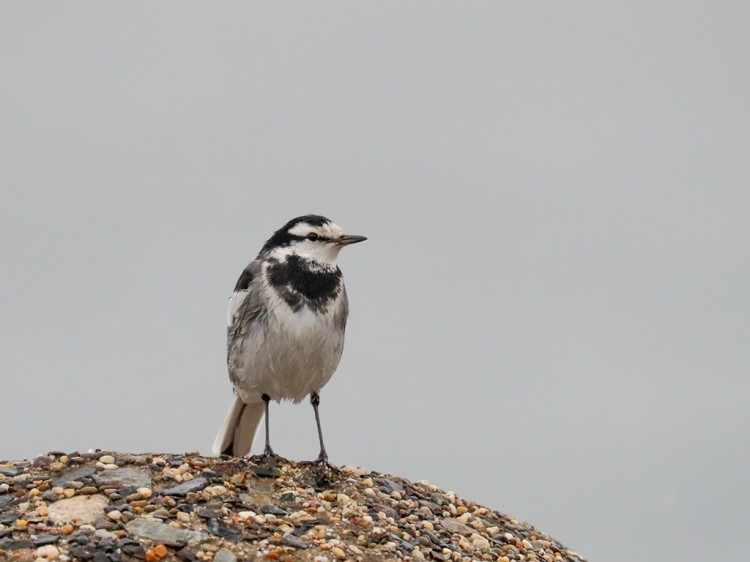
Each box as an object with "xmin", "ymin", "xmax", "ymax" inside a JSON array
[{"xmin": 2, "ymin": 3, "xmax": 748, "ymax": 561}]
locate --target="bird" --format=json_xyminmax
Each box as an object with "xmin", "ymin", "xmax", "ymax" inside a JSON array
[{"xmin": 212, "ymin": 215, "xmax": 366, "ymax": 464}]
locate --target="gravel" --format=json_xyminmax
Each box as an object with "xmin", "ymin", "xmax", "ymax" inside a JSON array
[{"xmin": 0, "ymin": 451, "xmax": 587, "ymax": 561}]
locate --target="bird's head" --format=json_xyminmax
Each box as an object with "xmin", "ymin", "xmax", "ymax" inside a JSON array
[{"xmin": 261, "ymin": 215, "xmax": 367, "ymax": 265}]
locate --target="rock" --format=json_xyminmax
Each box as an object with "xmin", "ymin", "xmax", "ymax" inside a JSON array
[
  {"xmin": 33, "ymin": 534, "xmax": 60, "ymax": 547},
  {"xmin": 35, "ymin": 544, "xmax": 60, "ymax": 559},
  {"xmin": 93, "ymin": 467, "xmax": 151, "ymax": 488},
  {"xmin": 126, "ymin": 517, "xmax": 207, "ymax": 547},
  {"xmin": 261, "ymin": 505, "xmax": 287, "ymax": 516},
  {"xmin": 196, "ymin": 508, "xmax": 222, "ymax": 519},
  {"xmin": 0, "ymin": 452, "xmax": 587, "ymax": 562},
  {"xmin": 376, "ymin": 477, "xmax": 404, "ymax": 493},
  {"xmin": 281, "ymin": 534, "xmax": 309, "ymax": 549},
  {"xmin": 0, "ymin": 538, "xmax": 34, "ymax": 550},
  {"xmin": 48, "ymin": 495, "xmax": 108, "ymax": 524},
  {"xmin": 160, "ymin": 477, "xmax": 208, "ymax": 496},
  {"xmin": 213, "ymin": 548, "xmax": 237, "ymax": 562},
  {"xmin": 121, "ymin": 542, "xmax": 147, "ymax": 560},
  {"xmin": 442, "ymin": 517, "xmax": 475, "ymax": 535},
  {"xmin": 51, "ymin": 466, "xmax": 97, "ymax": 488},
  {"xmin": 206, "ymin": 518, "xmax": 242, "ymax": 542},
  {"xmin": 0, "ymin": 468, "xmax": 19, "ymax": 477},
  {"xmin": 42, "ymin": 491, "xmax": 61, "ymax": 502}
]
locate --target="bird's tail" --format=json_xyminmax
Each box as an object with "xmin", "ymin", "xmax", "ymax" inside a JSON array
[{"xmin": 211, "ymin": 396, "xmax": 265, "ymax": 457}]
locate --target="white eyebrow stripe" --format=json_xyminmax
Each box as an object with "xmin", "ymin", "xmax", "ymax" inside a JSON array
[{"xmin": 288, "ymin": 223, "xmax": 320, "ymax": 237}]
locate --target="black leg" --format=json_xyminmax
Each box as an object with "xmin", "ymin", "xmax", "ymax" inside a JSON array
[
  {"xmin": 262, "ymin": 393, "xmax": 274, "ymax": 457},
  {"xmin": 311, "ymin": 391, "xmax": 328, "ymax": 465}
]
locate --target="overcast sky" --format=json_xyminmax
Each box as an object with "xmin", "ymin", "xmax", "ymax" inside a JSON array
[{"xmin": 2, "ymin": 3, "xmax": 748, "ymax": 561}]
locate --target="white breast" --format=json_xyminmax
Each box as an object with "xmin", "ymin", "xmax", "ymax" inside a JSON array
[{"xmin": 229, "ymin": 289, "xmax": 347, "ymax": 404}]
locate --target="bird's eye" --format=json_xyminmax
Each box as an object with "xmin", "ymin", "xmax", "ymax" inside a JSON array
[{"xmin": 306, "ymin": 233, "xmax": 319, "ymax": 241}]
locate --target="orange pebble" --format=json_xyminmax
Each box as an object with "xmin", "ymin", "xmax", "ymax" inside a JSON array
[{"xmin": 146, "ymin": 544, "xmax": 169, "ymax": 561}]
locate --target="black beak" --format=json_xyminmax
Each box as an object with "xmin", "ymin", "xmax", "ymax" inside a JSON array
[{"xmin": 335, "ymin": 234, "xmax": 367, "ymax": 246}]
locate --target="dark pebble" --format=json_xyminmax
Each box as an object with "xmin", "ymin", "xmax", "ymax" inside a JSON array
[
  {"xmin": 33, "ymin": 456, "xmax": 53, "ymax": 468},
  {"xmin": 280, "ymin": 491, "xmax": 296, "ymax": 502},
  {"xmin": 430, "ymin": 493, "xmax": 445, "ymax": 505},
  {"xmin": 42, "ymin": 491, "xmax": 60, "ymax": 502},
  {"xmin": 94, "ymin": 518, "xmax": 119, "ymax": 531},
  {"xmin": 421, "ymin": 529, "xmax": 444, "ymax": 546},
  {"xmin": 122, "ymin": 543, "xmax": 147, "ymax": 560},
  {"xmin": 261, "ymin": 505, "xmax": 287, "ymax": 516},
  {"xmin": 206, "ymin": 518, "xmax": 242, "ymax": 542},
  {"xmin": 93, "ymin": 551, "xmax": 113, "ymax": 562},
  {"xmin": 292, "ymin": 522, "xmax": 317, "ymax": 537},
  {"xmin": 0, "ymin": 513, "xmax": 17, "ymax": 525},
  {"xmin": 176, "ymin": 546, "xmax": 201, "ymax": 562},
  {"xmin": 77, "ymin": 535, "xmax": 91, "ymax": 545},
  {"xmin": 376, "ymin": 477, "xmax": 404, "ymax": 493},
  {"xmin": 0, "ymin": 538, "xmax": 33, "ymax": 550},
  {"xmin": 69, "ymin": 544, "xmax": 96, "ymax": 560},
  {"xmin": 160, "ymin": 477, "xmax": 208, "ymax": 497},
  {"xmin": 33, "ymin": 534, "xmax": 60, "ymax": 547},
  {"xmin": 0, "ymin": 468, "xmax": 19, "ymax": 478},
  {"xmin": 281, "ymin": 534, "xmax": 309, "ymax": 549},
  {"xmin": 196, "ymin": 508, "xmax": 221, "ymax": 519},
  {"xmin": 52, "ymin": 466, "xmax": 97, "ymax": 488}
]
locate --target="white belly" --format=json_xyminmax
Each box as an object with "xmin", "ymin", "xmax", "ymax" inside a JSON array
[{"xmin": 229, "ymin": 304, "xmax": 345, "ymax": 404}]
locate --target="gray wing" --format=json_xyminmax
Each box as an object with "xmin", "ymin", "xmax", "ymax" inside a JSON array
[{"xmin": 226, "ymin": 261, "xmax": 267, "ymax": 364}]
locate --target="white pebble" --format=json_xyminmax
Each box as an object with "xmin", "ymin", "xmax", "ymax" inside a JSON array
[
  {"xmin": 98, "ymin": 455, "xmax": 115, "ymax": 464},
  {"xmin": 35, "ymin": 544, "xmax": 60, "ymax": 559},
  {"xmin": 106, "ymin": 510, "xmax": 122, "ymax": 521}
]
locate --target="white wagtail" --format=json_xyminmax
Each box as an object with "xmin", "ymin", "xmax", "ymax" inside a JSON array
[{"xmin": 212, "ymin": 215, "xmax": 366, "ymax": 464}]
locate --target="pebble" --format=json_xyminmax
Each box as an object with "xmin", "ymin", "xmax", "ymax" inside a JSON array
[
  {"xmin": 126, "ymin": 517, "xmax": 207, "ymax": 547},
  {"xmin": 281, "ymin": 534, "xmax": 309, "ymax": 549},
  {"xmin": 213, "ymin": 548, "xmax": 237, "ymax": 562},
  {"xmin": 35, "ymin": 544, "xmax": 60, "ymax": 559},
  {"xmin": 442, "ymin": 517, "xmax": 474, "ymax": 535},
  {"xmin": 161, "ymin": 477, "xmax": 208, "ymax": 496},
  {"xmin": 98, "ymin": 455, "xmax": 115, "ymax": 465},
  {"xmin": 331, "ymin": 546, "xmax": 346, "ymax": 558},
  {"xmin": 93, "ymin": 467, "xmax": 151, "ymax": 489},
  {"xmin": 48, "ymin": 495, "xmax": 108, "ymax": 525}
]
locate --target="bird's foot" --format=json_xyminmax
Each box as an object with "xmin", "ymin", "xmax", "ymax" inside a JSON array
[
  {"xmin": 250, "ymin": 446, "xmax": 282, "ymax": 467},
  {"xmin": 298, "ymin": 451, "xmax": 339, "ymax": 473}
]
